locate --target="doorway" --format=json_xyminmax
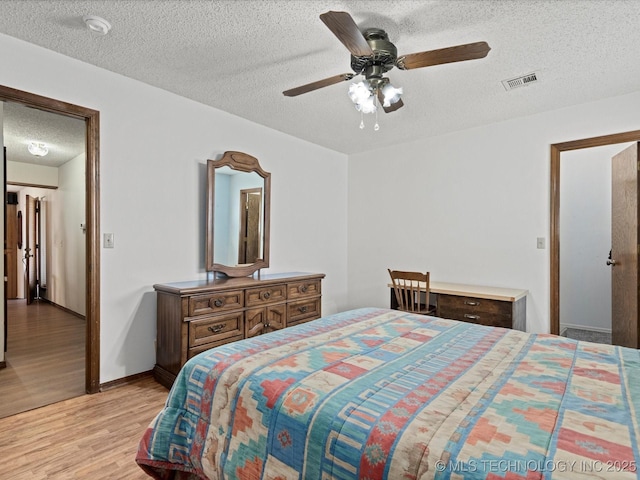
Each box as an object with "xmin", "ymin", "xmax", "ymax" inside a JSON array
[
  {"xmin": 238, "ymin": 187, "xmax": 262, "ymax": 264},
  {"xmin": 558, "ymin": 144, "xmax": 635, "ymax": 344},
  {"xmin": 0, "ymin": 85, "xmax": 100, "ymax": 395},
  {"xmin": 550, "ymin": 129, "xmax": 640, "ymax": 342}
]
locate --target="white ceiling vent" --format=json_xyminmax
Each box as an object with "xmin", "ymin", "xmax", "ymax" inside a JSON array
[{"xmin": 502, "ymin": 72, "xmax": 540, "ymax": 91}]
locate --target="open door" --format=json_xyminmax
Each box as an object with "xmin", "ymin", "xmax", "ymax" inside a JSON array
[
  {"xmin": 24, "ymin": 194, "xmax": 38, "ymax": 304},
  {"xmin": 610, "ymin": 143, "xmax": 639, "ymax": 348}
]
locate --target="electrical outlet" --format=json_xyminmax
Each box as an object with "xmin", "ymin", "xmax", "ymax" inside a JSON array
[
  {"xmin": 536, "ymin": 237, "xmax": 546, "ymax": 249},
  {"xmin": 104, "ymin": 233, "xmax": 114, "ymax": 248}
]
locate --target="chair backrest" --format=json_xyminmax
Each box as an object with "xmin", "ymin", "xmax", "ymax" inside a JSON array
[{"xmin": 388, "ymin": 269, "xmax": 430, "ymax": 313}]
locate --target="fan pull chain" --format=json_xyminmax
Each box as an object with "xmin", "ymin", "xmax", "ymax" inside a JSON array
[
  {"xmin": 359, "ymin": 110, "xmax": 365, "ymax": 129},
  {"xmin": 374, "ymin": 89, "xmax": 380, "ymax": 131}
]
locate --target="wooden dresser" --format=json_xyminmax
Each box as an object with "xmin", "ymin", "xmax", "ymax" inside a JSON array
[{"xmin": 153, "ymin": 272, "xmax": 324, "ymax": 388}]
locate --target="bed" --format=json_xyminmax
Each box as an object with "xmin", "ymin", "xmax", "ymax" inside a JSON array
[{"xmin": 136, "ymin": 307, "xmax": 640, "ymax": 479}]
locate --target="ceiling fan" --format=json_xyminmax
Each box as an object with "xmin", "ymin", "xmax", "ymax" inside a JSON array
[{"xmin": 283, "ymin": 11, "xmax": 491, "ymax": 115}]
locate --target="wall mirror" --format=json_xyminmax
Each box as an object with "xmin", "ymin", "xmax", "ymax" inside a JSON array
[{"xmin": 206, "ymin": 151, "xmax": 271, "ymax": 277}]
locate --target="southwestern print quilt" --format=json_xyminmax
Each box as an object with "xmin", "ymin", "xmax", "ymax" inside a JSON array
[{"xmin": 137, "ymin": 307, "xmax": 640, "ymax": 479}]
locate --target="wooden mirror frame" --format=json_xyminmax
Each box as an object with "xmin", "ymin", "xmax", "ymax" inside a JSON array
[{"xmin": 206, "ymin": 151, "xmax": 271, "ymax": 277}]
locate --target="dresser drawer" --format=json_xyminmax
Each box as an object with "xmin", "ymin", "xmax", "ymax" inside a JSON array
[
  {"xmin": 189, "ymin": 312, "xmax": 244, "ymax": 347},
  {"xmin": 188, "ymin": 334, "xmax": 243, "ymax": 359},
  {"xmin": 189, "ymin": 290, "xmax": 244, "ymax": 316},
  {"xmin": 288, "ymin": 279, "xmax": 321, "ymax": 300},
  {"xmin": 288, "ymin": 297, "xmax": 321, "ymax": 325},
  {"xmin": 245, "ymin": 283, "xmax": 287, "ymax": 307}
]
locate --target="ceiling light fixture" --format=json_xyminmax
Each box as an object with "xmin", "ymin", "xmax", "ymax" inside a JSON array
[
  {"xmin": 83, "ymin": 15, "xmax": 112, "ymax": 35},
  {"xmin": 347, "ymin": 77, "xmax": 402, "ymax": 130},
  {"xmin": 28, "ymin": 142, "xmax": 48, "ymax": 157}
]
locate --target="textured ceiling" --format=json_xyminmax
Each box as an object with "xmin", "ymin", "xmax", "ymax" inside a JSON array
[
  {"xmin": 3, "ymin": 103, "xmax": 85, "ymax": 167},
  {"xmin": 1, "ymin": 0, "xmax": 640, "ymax": 155}
]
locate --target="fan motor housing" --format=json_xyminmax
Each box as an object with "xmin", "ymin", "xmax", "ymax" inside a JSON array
[{"xmin": 350, "ymin": 28, "xmax": 397, "ymax": 77}]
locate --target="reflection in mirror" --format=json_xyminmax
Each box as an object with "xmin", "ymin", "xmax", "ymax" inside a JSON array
[
  {"xmin": 213, "ymin": 167, "xmax": 264, "ymax": 266},
  {"xmin": 206, "ymin": 151, "xmax": 271, "ymax": 277}
]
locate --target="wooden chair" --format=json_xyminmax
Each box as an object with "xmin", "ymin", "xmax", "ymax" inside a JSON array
[{"xmin": 388, "ymin": 269, "xmax": 436, "ymax": 315}]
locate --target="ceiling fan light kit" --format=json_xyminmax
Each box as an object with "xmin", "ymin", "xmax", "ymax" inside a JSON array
[{"xmin": 283, "ymin": 11, "xmax": 490, "ymax": 130}]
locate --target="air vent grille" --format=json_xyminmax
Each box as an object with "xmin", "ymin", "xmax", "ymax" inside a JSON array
[{"xmin": 502, "ymin": 72, "xmax": 539, "ymax": 91}]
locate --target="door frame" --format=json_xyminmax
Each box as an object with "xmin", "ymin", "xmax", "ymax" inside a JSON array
[
  {"xmin": 0, "ymin": 84, "xmax": 100, "ymax": 393},
  {"xmin": 550, "ymin": 129, "xmax": 640, "ymax": 335}
]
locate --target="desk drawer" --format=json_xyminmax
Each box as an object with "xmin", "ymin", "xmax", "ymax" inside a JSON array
[
  {"xmin": 438, "ymin": 294, "xmax": 512, "ymax": 328},
  {"xmin": 189, "ymin": 290, "xmax": 243, "ymax": 316},
  {"xmin": 438, "ymin": 294, "xmax": 512, "ymax": 315},
  {"xmin": 442, "ymin": 310, "xmax": 512, "ymax": 328},
  {"xmin": 189, "ymin": 312, "xmax": 243, "ymax": 347}
]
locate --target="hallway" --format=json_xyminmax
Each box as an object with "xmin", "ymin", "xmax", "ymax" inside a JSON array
[{"xmin": 0, "ymin": 299, "xmax": 85, "ymax": 418}]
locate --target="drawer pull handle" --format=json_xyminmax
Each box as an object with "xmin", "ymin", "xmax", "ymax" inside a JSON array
[
  {"xmin": 299, "ymin": 306, "xmax": 308, "ymax": 313},
  {"xmin": 464, "ymin": 314, "xmax": 480, "ymax": 320},
  {"xmin": 464, "ymin": 301, "xmax": 480, "ymax": 306},
  {"xmin": 264, "ymin": 323, "xmax": 270, "ymax": 328},
  {"xmin": 207, "ymin": 324, "xmax": 225, "ymax": 333},
  {"xmin": 263, "ymin": 291, "xmax": 271, "ymax": 300},
  {"xmin": 213, "ymin": 299, "xmax": 224, "ymax": 308},
  {"xmin": 300, "ymin": 285, "xmax": 308, "ymax": 293}
]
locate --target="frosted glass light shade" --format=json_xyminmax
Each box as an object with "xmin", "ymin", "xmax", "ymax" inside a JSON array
[{"xmin": 28, "ymin": 142, "xmax": 48, "ymax": 157}]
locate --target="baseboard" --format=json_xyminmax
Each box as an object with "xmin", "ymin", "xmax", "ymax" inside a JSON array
[
  {"xmin": 560, "ymin": 323, "xmax": 611, "ymax": 334},
  {"xmin": 99, "ymin": 370, "xmax": 153, "ymax": 392},
  {"xmin": 39, "ymin": 297, "xmax": 85, "ymax": 320}
]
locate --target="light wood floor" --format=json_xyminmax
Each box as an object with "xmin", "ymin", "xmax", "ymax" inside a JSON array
[
  {"xmin": 0, "ymin": 299, "xmax": 85, "ymax": 418},
  {"xmin": 0, "ymin": 374, "xmax": 168, "ymax": 479}
]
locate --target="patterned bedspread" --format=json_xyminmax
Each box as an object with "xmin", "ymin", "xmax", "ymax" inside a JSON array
[{"xmin": 137, "ymin": 307, "xmax": 640, "ymax": 479}]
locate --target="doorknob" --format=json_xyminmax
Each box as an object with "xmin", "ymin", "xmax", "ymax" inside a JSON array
[{"xmin": 606, "ymin": 259, "xmax": 617, "ymax": 266}]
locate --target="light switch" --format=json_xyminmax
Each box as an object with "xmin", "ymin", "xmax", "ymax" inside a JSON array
[
  {"xmin": 104, "ymin": 233, "xmax": 114, "ymax": 248},
  {"xmin": 536, "ymin": 237, "xmax": 546, "ymax": 249}
]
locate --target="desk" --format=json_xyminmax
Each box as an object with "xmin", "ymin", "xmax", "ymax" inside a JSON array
[{"xmin": 389, "ymin": 281, "xmax": 527, "ymax": 331}]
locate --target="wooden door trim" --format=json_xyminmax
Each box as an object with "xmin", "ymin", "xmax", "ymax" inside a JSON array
[
  {"xmin": 550, "ymin": 129, "xmax": 640, "ymax": 335},
  {"xmin": 0, "ymin": 84, "xmax": 100, "ymax": 393}
]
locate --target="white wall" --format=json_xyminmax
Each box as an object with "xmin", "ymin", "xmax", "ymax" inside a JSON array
[
  {"xmin": 0, "ymin": 33, "xmax": 349, "ymax": 383},
  {"xmin": 559, "ymin": 145, "xmax": 631, "ymax": 332},
  {"xmin": 7, "ymin": 160, "xmax": 58, "ymax": 186},
  {"xmin": 348, "ymin": 91, "xmax": 640, "ymax": 334}
]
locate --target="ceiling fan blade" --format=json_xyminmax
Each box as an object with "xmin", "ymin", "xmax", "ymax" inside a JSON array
[
  {"xmin": 319, "ymin": 11, "xmax": 374, "ymax": 57},
  {"xmin": 376, "ymin": 89, "xmax": 404, "ymax": 113},
  {"xmin": 283, "ymin": 73, "xmax": 354, "ymax": 97},
  {"xmin": 397, "ymin": 41, "xmax": 491, "ymax": 70}
]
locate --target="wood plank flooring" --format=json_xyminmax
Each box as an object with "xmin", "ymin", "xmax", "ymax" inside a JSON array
[
  {"xmin": 0, "ymin": 375, "xmax": 168, "ymax": 479},
  {"xmin": 0, "ymin": 299, "xmax": 85, "ymax": 418}
]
